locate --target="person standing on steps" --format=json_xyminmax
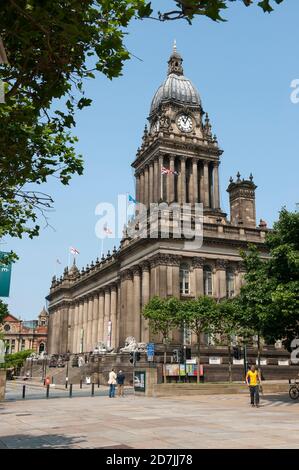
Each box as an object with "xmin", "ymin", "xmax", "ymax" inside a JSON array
[
  {"xmin": 108, "ymin": 368, "xmax": 117, "ymax": 398},
  {"xmin": 246, "ymin": 365, "xmax": 261, "ymax": 407}
]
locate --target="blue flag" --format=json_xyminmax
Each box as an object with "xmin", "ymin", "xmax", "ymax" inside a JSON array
[{"xmin": 128, "ymin": 194, "xmax": 137, "ymax": 204}]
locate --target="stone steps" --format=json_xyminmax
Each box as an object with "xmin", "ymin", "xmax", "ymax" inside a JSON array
[{"xmin": 153, "ymin": 382, "xmax": 290, "ymax": 397}]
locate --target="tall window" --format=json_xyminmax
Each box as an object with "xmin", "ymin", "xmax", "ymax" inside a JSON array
[
  {"xmin": 203, "ymin": 266, "xmax": 213, "ymax": 296},
  {"xmin": 180, "ymin": 263, "xmax": 190, "ymax": 295},
  {"xmin": 226, "ymin": 271, "xmax": 235, "ymax": 298},
  {"xmin": 11, "ymin": 339, "xmax": 15, "ymax": 353},
  {"xmin": 21, "ymin": 339, "xmax": 25, "ymax": 351}
]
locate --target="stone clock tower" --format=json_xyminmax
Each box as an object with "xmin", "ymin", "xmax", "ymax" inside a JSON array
[
  {"xmin": 133, "ymin": 42, "xmax": 225, "ymax": 222},
  {"xmin": 47, "ymin": 44, "xmax": 268, "ymax": 357}
]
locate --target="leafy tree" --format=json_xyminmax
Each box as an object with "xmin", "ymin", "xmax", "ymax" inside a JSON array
[
  {"xmin": 0, "ymin": 350, "xmax": 33, "ymax": 375},
  {"xmin": 0, "ymin": 300, "xmax": 9, "ymax": 325},
  {"xmin": 215, "ymin": 298, "xmax": 242, "ymax": 382},
  {"xmin": 0, "ymin": 0, "xmax": 286, "ymax": 252},
  {"xmin": 177, "ymin": 296, "xmax": 217, "ymax": 383},
  {"xmin": 143, "ymin": 296, "xmax": 180, "ymax": 382},
  {"xmin": 239, "ymin": 209, "xmax": 299, "ymax": 362}
]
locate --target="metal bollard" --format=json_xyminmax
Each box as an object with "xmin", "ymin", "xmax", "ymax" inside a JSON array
[
  {"xmin": 65, "ymin": 378, "xmax": 68, "ymax": 389},
  {"xmin": 51, "ymin": 376, "xmax": 54, "ymax": 384},
  {"xmin": 80, "ymin": 379, "xmax": 82, "ymax": 389},
  {"xmin": 69, "ymin": 384, "xmax": 73, "ymax": 398},
  {"xmin": 46, "ymin": 384, "xmax": 50, "ymax": 398},
  {"xmin": 22, "ymin": 385, "xmax": 26, "ymax": 399},
  {"xmin": 91, "ymin": 383, "xmax": 95, "ymax": 396},
  {"xmin": 97, "ymin": 379, "xmax": 100, "ymax": 388}
]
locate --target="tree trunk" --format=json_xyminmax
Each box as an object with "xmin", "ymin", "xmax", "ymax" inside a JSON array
[
  {"xmin": 257, "ymin": 333, "xmax": 262, "ymax": 376},
  {"xmin": 163, "ymin": 339, "xmax": 167, "ymax": 384},
  {"xmin": 227, "ymin": 341, "xmax": 232, "ymax": 383}
]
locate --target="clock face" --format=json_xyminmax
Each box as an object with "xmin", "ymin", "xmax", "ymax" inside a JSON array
[{"xmin": 177, "ymin": 114, "xmax": 193, "ymax": 133}]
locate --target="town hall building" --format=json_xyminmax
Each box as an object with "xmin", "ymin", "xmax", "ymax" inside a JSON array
[{"xmin": 47, "ymin": 45, "xmax": 268, "ymax": 356}]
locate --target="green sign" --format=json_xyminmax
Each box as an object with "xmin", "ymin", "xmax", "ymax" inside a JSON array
[{"xmin": 0, "ymin": 252, "xmax": 12, "ymax": 297}]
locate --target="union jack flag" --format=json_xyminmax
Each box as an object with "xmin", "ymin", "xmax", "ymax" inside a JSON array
[
  {"xmin": 161, "ymin": 166, "xmax": 178, "ymax": 176},
  {"xmin": 70, "ymin": 247, "xmax": 79, "ymax": 255},
  {"xmin": 103, "ymin": 224, "xmax": 112, "ymax": 235}
]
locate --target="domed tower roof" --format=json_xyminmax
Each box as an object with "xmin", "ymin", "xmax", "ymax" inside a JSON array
[{"xmin": 150, "ymin": 42, "xmax": 201, "ymax": 116}]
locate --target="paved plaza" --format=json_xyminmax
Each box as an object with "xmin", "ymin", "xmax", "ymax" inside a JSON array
[{"xmin": 1, "ymin": 387, "xmax": 299, "ymax": 449}]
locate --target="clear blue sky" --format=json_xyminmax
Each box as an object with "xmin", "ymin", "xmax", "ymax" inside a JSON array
[{"xmin": 3, "ymin": 0, "xmax": 299, "ymax": 319}]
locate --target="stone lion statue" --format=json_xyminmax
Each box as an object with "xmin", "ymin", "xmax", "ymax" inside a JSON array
[
  {"xmin": 120, "ymin": 336, "xmax": 147, "ymax": 353},
  {"xmin": 93, "ymin": 341, "xmax": 113, "ymax": 354}
]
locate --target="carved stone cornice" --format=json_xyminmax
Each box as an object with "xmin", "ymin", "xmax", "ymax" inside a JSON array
[
  {"xmin": 149, "ymin": 254, "xmax": 181, "ymax": 267},
  {"xmin": 215, "ymin": 259, "xmax": 229, "ymax": 270},
  {"xmin": 120, "ymin": 269, "xmax": 133, "ymax": 281},
  {"xmin": 139, "ymin": 261, "xmax": 149, "ymax": 273},
  {"xmin": 132, "ymin": 265, "xmax": 141, "ymax": 276},
  {"xmin": 192, "ymin": 257, "xmax": 205, "ymax": 269}
]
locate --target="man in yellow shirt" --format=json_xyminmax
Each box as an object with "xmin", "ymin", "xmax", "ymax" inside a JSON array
[{"xmin": 246, "ymin": 365, "xmax": 260, "ymax": 407}]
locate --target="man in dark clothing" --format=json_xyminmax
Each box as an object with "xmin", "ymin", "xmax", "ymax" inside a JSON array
[{"xmin": 117, "ymin": 370, "xmax": 125, "ymax": 397}]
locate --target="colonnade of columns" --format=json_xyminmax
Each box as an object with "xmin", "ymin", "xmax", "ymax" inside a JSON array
[
  {"xmin": 48, "ymin": 257, "xmax": 245, "ymax": 355},
  {"xmin": 135, "ymin": 155, "xmax": 220, "ymax": 209}
]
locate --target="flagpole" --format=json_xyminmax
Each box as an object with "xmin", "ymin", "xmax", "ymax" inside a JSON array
[
  {"xmin": 68, "ymin": 249, "xmax": 71, "ymax": 269},
  {"xmin": 100, "ymin": 238, "xmax": 104, "ymax": 258}
]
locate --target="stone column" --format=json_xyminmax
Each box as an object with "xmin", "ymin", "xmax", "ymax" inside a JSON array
[
  {"xmin": 216, "ymin": 260, "xmax": 227, "ymax": 300},
  {"xmin": 149, "ymin": 162, "xmax": 154, "ymax": 204},
  {"xmin": 213, "ymin": 162, "xmax": 220, "ymax": 209},
  {"xmin": 144, "ymin": 165, "xmax": 149, "ymax": 208},
  {"xmin": 126, "ymin": 271, "xmax": 134, "ymax": 339},
  {"xmin": 140, "ymin": 171, "xmax": 144, "ymax": 205},
  {"xmin": 110, "ymin": 285, "xmax": 117, "ymax": 349},
  {"xmin": 81, "ymin": 297, "xmax": 88, "ymax": 352},
  {"xmin": 193, "ymin": 160, "xmax": 198, "ymax": 204},
  {"xmin": 91, "ymin": 293, "xmax": 99, "ymax": 350},
  {"xmin": 116, "ymin": 282, "xmax": 121, "ymax": 348},
  {"xmin": 169, "ymin": 155, "xmax": 175, "ymax": 203},
  {"xmin": 192, "ymin": 257, "xmax": 204, "ymax": 297},
  {"xmin": 78, "ymin": 299, "xmax": 84, "ymax": 353},
  {"xmin": 73, "ymin": 302, "xmax": 79, "ymax": 353},
  {"xmin": 203, "ymin": 160, "xmax": 210, "ymax": 208},
  {"xmin": 103, "ymin": 287, "xmax": 111, "ymax": 346},
  {"xmin": 119, "ymin": 272, "xmax": 127, "ymax": 348},
  {"xmin": 179, "ymin": 157, "xmax": 186, "ymax": 204},
  {"xmin": 141, "ymin": 262, "xmax": 150, "ymax": 343},
  {"xmin": 158, "ymin": 154, "xmax": 163, "ymax": 201},
  {"xmin": 132, "ymin": 266, "xmax": 141, "ymax": 342},
  {"xmin": 86, "ymin": 296, "xmax": 93, "ymax": 352},
  {"xmin": 154, "ymin": 158, "xmax": 159, "ymax": 202},
  {"xmin": 97, "ymin": 290, "xmax": 105, "ymax": 343},
  {"xmin": 135, "ymin": 174, "xmax": 140, "ymax": 204},
  {"xmin": 199, "ymin": 162, "xmax": 205, "ymax": 204},
  {"xmin": 67, "ymin": 303, "xmax": 74, "ymax": 353},
  {"xmin": 47, "ymin": 313, "xmax": 54, "ymax": 355}
]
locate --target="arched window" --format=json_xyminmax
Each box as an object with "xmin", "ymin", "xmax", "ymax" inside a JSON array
[
  {"xmin": 180, "ymin": 263, "xmax": 190, "ymax": 295},
  {"xmin": 39, "ymin": 342, "xmax": 45, "ymax": 354},
  {"xmin": 203, "ymin": 266, "xmax": 213, "ymax": 296},
  {"xmin": 226, "ymin": 271, "xmax": 235, "ymax": 298}
]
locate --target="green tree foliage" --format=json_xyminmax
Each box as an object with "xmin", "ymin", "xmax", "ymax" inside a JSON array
[
  {"xmin": 239, "ymin": 209, "xmax": 299, "ymax": 353},
  {"xmin": 157, "ymin": 1, "xmax": 284, "ymax": 23},
  {"xmin": 143, "ymin": 296, "xmax": 180, "ymax": 381},
  {"xmin": 0, "ymin": 349, "xmax": 33, "ymax": 372},
  {"xmin": 0, "ymin": 300, "xmax": 9, "ymax": 324},
  {"xmin": 0, "ymin": 1, "xmax": 285, "ymax": 251},
  {"xmin": 176, "ymin": 296, "xmax": 217, "ymax": 382}
]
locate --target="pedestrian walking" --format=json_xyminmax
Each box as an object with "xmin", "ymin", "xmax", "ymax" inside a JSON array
[
  {"xmin": 246, "ymin": 365, "xmax": 261, "ymax": 407},
  {"xmin": 108, "ymin": 368, "xmax": 117, "ymax": 398},
  {"xmin": 117, "ymin": 370, "xmax": 125, "ymax": 397}
]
